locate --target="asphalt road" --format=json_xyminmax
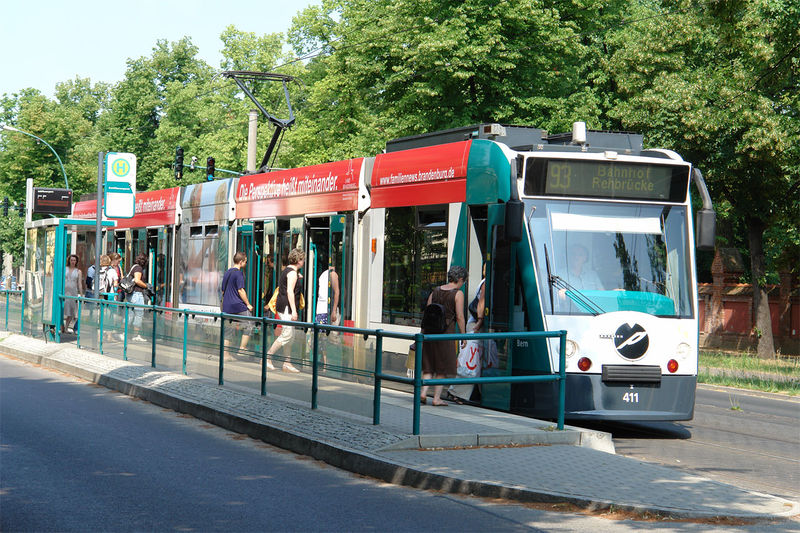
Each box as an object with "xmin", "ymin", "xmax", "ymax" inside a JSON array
[{"xmin": 606, "ymin": 385, "xmax": 800, "ymax": 502}]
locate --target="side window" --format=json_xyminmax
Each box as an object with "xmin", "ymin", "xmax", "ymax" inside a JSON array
[{"xmin": 382, "ymin": 205, "xmax": 448, "ymax": 326}]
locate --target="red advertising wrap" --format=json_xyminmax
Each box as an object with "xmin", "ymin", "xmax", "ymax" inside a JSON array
[
  {"xmin": 236, "ymin": 158, "xmax": 364, "ymax": 219},
  {"xmin": 371, "ymin": 140, "xmax": 471, "ymax": 208},
  {"xmin": 71, "ymin": 187, "xmax": 181, "ymax": 229}
]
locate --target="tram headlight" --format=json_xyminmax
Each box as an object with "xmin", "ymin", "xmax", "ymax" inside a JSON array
[
  {"xmin": 667, "ymin": 359, "xmax": 679, "ymax": 373},
  {"xmin": 577, "ymin": 357, "xmax": 592, "ymax": 372},
  {"xmin": 676, "ymin": 342, "xmax": 691, "ymax": 360},
  {"xmin": 565, "ymin": 339, "xmax": 579, "ymax": 358}
]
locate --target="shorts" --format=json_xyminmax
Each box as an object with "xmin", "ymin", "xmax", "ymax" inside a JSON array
[
  {"xmin": 273, "ymin": 306, "xmax": 296, "ymax": 348},
  {"xmin": 315, "ymin": 313, "xmax": 329, "ymax": 325},
  {"xmin": 233, "ymin": 309, "xmax": 254, "ymax": 333}
]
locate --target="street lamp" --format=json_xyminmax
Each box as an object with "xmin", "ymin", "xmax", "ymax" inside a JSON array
[{"xmin": 1, "ymin": 124, "xmax": 69, "ymax": 189}]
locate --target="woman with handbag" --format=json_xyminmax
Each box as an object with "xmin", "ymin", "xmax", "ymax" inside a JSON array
[{"xmin": 266, "ymin": 248, "xmax": 304, "ymax": 372}]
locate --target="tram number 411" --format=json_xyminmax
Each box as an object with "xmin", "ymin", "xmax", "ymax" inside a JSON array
[{"xmin": 622, "ymin": 392, "xmax": 640, "ymax": 403}]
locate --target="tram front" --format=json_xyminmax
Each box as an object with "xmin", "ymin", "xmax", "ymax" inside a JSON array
[{"xmin": 524, "ymin": 151, "xmax": 709, "ymax": 421}]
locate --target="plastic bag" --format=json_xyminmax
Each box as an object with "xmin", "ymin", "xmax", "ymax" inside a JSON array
[{"xmin": 457, "ymin": 339, "xmax": 482, "ymax": 378}]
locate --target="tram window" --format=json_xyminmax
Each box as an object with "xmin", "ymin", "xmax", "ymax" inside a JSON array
[
  {"xmin": 190, "ymin": 226, "xmax": 202, "ymax": 237},
  {"xmin": 205, "ymin": 225, "xmax": 218, "ymax": 236},
  {"xmin": 383, "ymin": 205, "xmax": 448, "ymax": 326}
]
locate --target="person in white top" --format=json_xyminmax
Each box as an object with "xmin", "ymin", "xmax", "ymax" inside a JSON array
[
  {"xmin": 315, "ymin": 265, "xmax": 340, "ymax": 326},
  {"xmin": 315, "ymin": 265, "xmax": 340, "ymax": 368}
]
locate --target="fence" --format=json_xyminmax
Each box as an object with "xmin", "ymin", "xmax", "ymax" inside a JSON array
[{"xmin": 1, "ymin": 291, "xmax": 567, "ymax": 434}]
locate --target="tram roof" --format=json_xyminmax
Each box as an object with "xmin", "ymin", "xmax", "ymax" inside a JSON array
[{"xmin": 386, "ymin": 123, "xmax": 644, "ymax": 155}]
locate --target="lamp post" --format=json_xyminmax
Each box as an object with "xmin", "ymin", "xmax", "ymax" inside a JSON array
[{"xmin": 1, "ymin": 125, "xmax": 69, "ymax": 189}]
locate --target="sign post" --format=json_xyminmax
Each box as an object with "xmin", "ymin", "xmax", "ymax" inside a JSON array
[{"xmin": 95, "ymin": 152, "xmax": 104, "ymax": 299}]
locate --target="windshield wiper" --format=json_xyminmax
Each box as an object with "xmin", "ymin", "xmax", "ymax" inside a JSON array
[
  {"xmin": 548, "ymin": 274, "xmax": 606, "ymax": 316},
  {"xmin": 544, "ymin": 244, "xmax": 555, "ymax": 313}
]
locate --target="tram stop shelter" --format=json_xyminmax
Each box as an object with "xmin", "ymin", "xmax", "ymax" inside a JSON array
[{"xmin": 24, "ymin": 218, "xmax": 116, "ymax": 343}]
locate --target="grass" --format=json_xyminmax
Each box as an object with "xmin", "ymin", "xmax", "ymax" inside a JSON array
[{"xmin": 698, "ymin": 350, "xmax": 800, "ymax": 396}]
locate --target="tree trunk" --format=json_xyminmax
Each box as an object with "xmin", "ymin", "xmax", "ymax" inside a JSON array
[{"xmin": 747, "ymin": 217, "xmax": 775, "ymax": 359}]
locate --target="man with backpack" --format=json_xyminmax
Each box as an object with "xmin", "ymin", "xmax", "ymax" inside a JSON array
[{"xmin": 419, "ymin": 265, "xmax": 467, "ymax": 406}]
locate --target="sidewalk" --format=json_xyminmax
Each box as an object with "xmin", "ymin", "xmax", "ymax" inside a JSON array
[{"xmin": 1, "ymin": 331, "xmax": 797, "ymax": 520}]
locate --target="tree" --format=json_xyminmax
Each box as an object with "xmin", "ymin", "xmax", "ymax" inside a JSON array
[
  {"xmin": 0, "ymin": 213, "xmax": 25, "ymax": 268},
  {"xmin": 285, "ymin": 0, "xmax": 619, "ymax": 166},
  {"xmin": 605, "ymin": 0, "xmax": 800, "ymax": 358}
]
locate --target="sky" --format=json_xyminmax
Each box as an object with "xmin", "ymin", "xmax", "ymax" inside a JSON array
[{"xmin": 0, "ymin": 0, "xmax": 320, "ymax": 98}]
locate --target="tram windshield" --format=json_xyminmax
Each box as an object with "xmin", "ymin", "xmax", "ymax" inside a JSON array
[{"xmin": 527, "ymin": 200, "xmax": 693, "ymax": 318}]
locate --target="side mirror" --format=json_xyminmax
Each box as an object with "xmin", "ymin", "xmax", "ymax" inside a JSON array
[
  {"xmin": 505, "ymin": 199, "xmax": 524, "ymax": 242},
  {"xmin": 696, "ymin": 208, "xmax": 716, "ymax": 251}
]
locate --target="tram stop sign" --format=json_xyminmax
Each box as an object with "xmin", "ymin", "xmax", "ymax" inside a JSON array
[{"xmin": 104, "ymin": 152, "xmax": 136, "ymax": 218}]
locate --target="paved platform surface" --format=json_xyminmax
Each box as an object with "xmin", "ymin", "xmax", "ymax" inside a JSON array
[{"xmin": 1, "ymin": 331, "xmax": 797, "ymax": 520}]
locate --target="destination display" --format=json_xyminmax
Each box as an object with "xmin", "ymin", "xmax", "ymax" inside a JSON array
[
  {"xmin": 33, "ymin": 188, "xmax": 72, "ymax": 215},
  {"xmin": 524, "ymin": 158, "xmax": 689, "ymax": 202}
]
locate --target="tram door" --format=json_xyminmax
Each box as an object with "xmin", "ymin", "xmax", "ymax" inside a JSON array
[
  {"xmin": 149, "ymin": 228, "xmax": 172, "ymax": 306},
  {"xmin": 480, "ymin": 204, "xmax": 517, "ymax": 411},
  {"xmin": 237, "ymin": 224, "xmax": 256, "ymax": 311},
  {"xmin": 329, "ymin": 214, "xmax": 352, "ymax": 326},
  {"xmin": 261, "ymin": 220, "xmax": 277, "ymax": 316}
]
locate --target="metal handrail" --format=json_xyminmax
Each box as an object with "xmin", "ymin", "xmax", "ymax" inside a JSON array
[
  {"xmin": 56, "ymin": 294, "xmax": 568, "ymax": 434},
  {"xmin": 0, "ymin": 289, "xmax": 25, "ymax": 333}
]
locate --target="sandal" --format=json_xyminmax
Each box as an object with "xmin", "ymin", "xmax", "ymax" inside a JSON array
[
  {"xmin": 420, "ymin": 397, "xmax": 427, "ymax": 405},
  {"xmin": 432, "ymin": 401, "xmax": 449, "ymax": 407}
]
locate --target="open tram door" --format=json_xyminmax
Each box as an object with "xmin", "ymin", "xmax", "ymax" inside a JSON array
[
  {"xmin": 236, "ymin": 223, "xmax": 257, "ymax": 313},
  {"xmin": 478, "ymin": 204, "xmax": 519, "ymax": 411}
]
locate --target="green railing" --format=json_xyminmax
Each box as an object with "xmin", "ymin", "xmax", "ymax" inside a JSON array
[
  {"xmin": 56, "ymin": 294, "xmax": 567, "ymax": 435},
  {"xmin": 0, "ymin": 289, "xmax": 25, "ymax": 334}
]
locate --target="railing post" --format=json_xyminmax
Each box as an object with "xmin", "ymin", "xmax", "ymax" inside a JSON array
[
  {"xmin": 373, "ymin": 331, "xmax": 383, "ymax": 426},
  {"xmin": 182, "ymin": 311, "xmax": 188, "ymax": 375},
  {"xmin": 311, "ymin": 323, "xmax": 319, "ymax": 409},
  {"xmin": 123, "ymin": 305, "xmax": 129, "ymax": 361},
  {"xmin": 151, "ymin": 303, "xmax": 157, "ymax": 368},
  {"xmin": 218, "ymin": 314, "xmax": 225, "ymax": 386},
  {"xmin": 558, "ymin": 330, "xmax": 566, "ymax": 431},
  {"xmin": 260, "ymin": 317, "xmax": 267, "ymax": 396},
  {"xmin": 99, "ymin": 300, "xmax": 105, "ymax": 354},
  {"xmin": 413, "ymin": 332, "xmax": 424, "ymax": 436},
  {"xmin": 4, "ymin": 291, "xmax": 8, "ymax": 329},
  {"xmin": 77, "ymin": 298, "xmax": 83, "ymax": 348}
]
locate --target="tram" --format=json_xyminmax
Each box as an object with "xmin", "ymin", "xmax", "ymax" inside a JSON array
[{"xmin": 70, "ymin": 122, "xmax": 714, "ymax": 421}]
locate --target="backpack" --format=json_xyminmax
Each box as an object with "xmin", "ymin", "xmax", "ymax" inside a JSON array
[
  {"xmin": 98, "ymin": 266, "xmax": 112, "ymax": 294},
  {"xmin": 421, "ymin": 302, "xmax": 447, "ymax": 334},
  {"xmin": 119, "ymin": 267, "xmax": 137, "ymax": 294}
]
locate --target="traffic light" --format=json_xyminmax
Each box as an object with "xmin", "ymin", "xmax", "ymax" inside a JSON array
[
  {"xmin": 175, "ymin": 146, "xmax": 184, "ymax": 180},
  {"xmin": 206, "ymin": 157, "xmax": 215, "ymax": 181},
  {"xmin": 17, "ymin": 201, "xmax": 24, "ymax": 218},
  {"xmin": 2, "ymin": 197, "xmax": 8, "ymax": 217}
]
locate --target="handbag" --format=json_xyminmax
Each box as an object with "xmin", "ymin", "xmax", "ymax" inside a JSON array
[
  {"xmin": 405, "ymin": 343, "xmax": 416, "ymax": 370},
  {"xmin": 267, "ymin": 287, "xmax": 279, "ymax": 314},
  {"xmin": 119, "ymin": 267, "xmax": 136, "ymax": 294},
  {"xmin": 268, "ymin": 288, "xmax": 304, "ymax": 314}
]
